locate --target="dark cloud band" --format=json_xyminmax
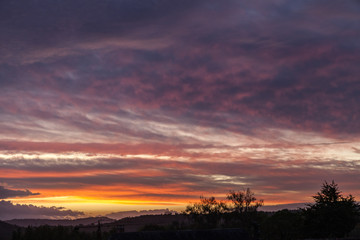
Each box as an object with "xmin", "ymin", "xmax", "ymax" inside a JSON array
[{"xmin": 0, "ymin": 186, "xmax": 40, "ymax": 199}]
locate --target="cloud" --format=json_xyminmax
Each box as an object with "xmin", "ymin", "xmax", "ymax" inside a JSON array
[
  {"xmin": 0, "ymin": 200, "xmax": 84, "ymax": 220},
  {"xmin": 0, "ymin": 0, "xmax": 360, "ymax": 209},
  {"xmin": 1, "ymin": 149, "xmax": 359, "ymax": 204},
  {"xmin": 0, "ymin": 186, "xmax": 39, "ymax": 199}
]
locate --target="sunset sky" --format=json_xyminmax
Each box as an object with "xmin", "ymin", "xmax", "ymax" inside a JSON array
[{"xmin": 1, "ymin": 0, "xmax": 360, "ymax": 219}]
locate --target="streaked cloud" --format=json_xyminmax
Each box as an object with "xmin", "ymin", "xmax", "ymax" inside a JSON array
[
  {"xmin": 1, "ymin": 0, "xmax": 360, "ymax": 216},
  {"xmin": 0, "ymin": 186, "xmax": 39, "ymax": 199},
  {"xmin": 0, "ymin": 200, "xmax": 84, "ymax": 220}
]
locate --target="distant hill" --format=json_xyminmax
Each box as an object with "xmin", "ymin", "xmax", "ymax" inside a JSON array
[
  {"xmin": 6, "ymin": 214, "xmax": 186, "ymax": 233},
  {"xmin": 260, "ymin": 203, "xmax": 308, "ymax": 212},
  {"xmin": 106, "ymin": 209, "xmax": 177, "ymax": 220},
  {"xmin": 0, "ymin": 220, "xmax": 18, "ymax": 240},
  {"xmin": 103, "ymin": 214, "xmax": 188, "ymax": 232},
  {"xmin": 6, "ymin": 217, "xmax": 114, "ymax": 227}
]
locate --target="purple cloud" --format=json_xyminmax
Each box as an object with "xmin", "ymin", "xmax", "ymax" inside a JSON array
[
  {"xmin": 0, "ymin": 186, "xmax": 39, "ymax": 199},
  {"xmin": 0, "ymin": 0, "xmax": 360, "ymax": 211},
  {"xmin": 0, "ymin": 200, "xmax": 84, "ymax": 220}
]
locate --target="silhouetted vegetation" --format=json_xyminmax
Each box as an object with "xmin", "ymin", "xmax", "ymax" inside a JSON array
[
  {"xmin": 11, "ymin": 225, "xmax": 109, "ymax": 240},
  {"xmin": 139, "ymin": 224, "xmax": 166, "ymax": 232},
  {"xmin": 183, "ymin": 182, "xmax": 360, "ymax": 239},
  {"xmin": 260, "ymin": 209, "xmax": 303, "ymax": 240},
  {"xmin": 184, "ymin": 189, "xmax": 263, "ymax": 238},
  {"xmin": 225, "ymin": 189, "xmax": 264, "ymax": 239},
  {"xmin": 302, "ymin": 180, "xmax": 360, "ymax": 239},
  {"xmin": 109, "ymin": 228, "xmax": 250, "ymax": 240},
  {"xmin": 184, "ymin": 196, "xmax": 228, "ymax": 229}
]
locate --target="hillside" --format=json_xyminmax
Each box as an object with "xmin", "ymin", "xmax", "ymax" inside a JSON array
[
  {"xmin": 103, "ymin": 214, "xmax": 188, "ymax": 232},
  {"xmin": 6, "ymin": 217, "xmax": 114, "ymax": 227},
  {"xmin": 0, "ymin": 220, "xmax": 18, "ymax": 240}
]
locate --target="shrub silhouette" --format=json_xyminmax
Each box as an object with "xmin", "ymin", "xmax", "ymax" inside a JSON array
[
  {"xmin": 227, "ymin": 188, "xmax": 263, "ymax": 213},
  {"xmin": 226, "ymin": 189, "xmax": 263, "ymax": 238},
  {"xmin": 184, "ymin": 196, "xmax": 228, "ymax": 229},
  {"xmin": 303, "ymin": 180, "xmax": 360, "ymax": 238},
  {"xmin": 184, "ymin": 188, "xmax": 263, "ymax": 237}
]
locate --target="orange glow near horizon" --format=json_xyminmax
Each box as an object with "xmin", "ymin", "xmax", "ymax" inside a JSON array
[
  {"xmin": 2, "ymin": 134, "xmax": 360, "ymax": 217},
  {"xmin": 2, "ymin": 1, "xmax": 360, "ymax": 219},
  {"xmin": 7, "ymin": 192, "xmax": 311, "ymax": 217}
]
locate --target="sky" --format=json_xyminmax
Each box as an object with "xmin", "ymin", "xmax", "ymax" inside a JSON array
[{"xmin": 1, "ymin": 0, "xmax": 360, "ymax": 219}]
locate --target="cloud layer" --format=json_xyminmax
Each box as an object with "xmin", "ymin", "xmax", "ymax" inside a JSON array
[
  {"xmin": 0, "ymin": 201, "xmax": 84, "ymax": 220},
  {"xmin": 0, "ymin": 186, "xmax": 39, "ymax": 199},
  {"xmin": 1, "ymin": 0, "xmax": 360, "ymax": 215}
]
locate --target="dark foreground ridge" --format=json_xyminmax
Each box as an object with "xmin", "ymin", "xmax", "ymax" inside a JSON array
[
  {"xmin": 109, "ymin": 228, "xmax": 249, "ymax": 240},
  {"xmin": 0, "ymin": 221, "xmax": 18, "ymax": 240},
  {"xmin": 6, "ymin": 217, "xmax": 114, "ymax": 227}
]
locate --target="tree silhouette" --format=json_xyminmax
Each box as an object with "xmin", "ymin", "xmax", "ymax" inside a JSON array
[
  {"xmin": 226, "ymin": 189, "xmax": 263, "ymax": 238},
  {"xmin": 184, "ymin": 189, "xmax": 263, "ymax": 234},
  {"xmin": 184, "ymin": 196, "xmax": 228, "ymax": 228},
  {"xmin": 227, "ymin": 188, "xmax": 263, "ymax": 213},
  {"xmin": 303, "ymin": 180, "xmax": 360, "ymax": 238}
]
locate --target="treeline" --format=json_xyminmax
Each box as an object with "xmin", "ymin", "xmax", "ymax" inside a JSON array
[
  {"xmin": 181, "ymin": 181, "xmax": 360, "ymax": 239},
  {"xmin": 183, "ymin": 188, "xmax": 263, "ymax": 239},
  {"xmin": 11, "ymin": 224, "xmax": 109, "ymax": 240},
  {"xmin": 264, "ymin": 181, "xmax": 360, "ymax": 239}
]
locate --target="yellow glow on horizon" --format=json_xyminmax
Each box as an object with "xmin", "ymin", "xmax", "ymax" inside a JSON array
[
  {"xmin": 9, "ymin": 196, "xmax": 187, "ymax": 215},
  {"xmin": 8, "ymin": 195, "xmax": 313, "ymax": 216}
]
